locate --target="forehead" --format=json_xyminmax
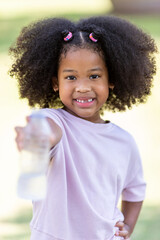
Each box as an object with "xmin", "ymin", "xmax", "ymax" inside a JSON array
[{"xmin": 59, "ymin": 47, "xmax": 106, "ymax": 69}]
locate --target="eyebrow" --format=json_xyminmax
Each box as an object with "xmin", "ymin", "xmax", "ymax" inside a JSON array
[
  {"xmin": 63, "ymin": 69, "xmax": 78, "ymax": 73},
  {"xmin": 87, "ymin": 68, "xmax": 103, "ymax": 72},
  {"xmin": 63, "ymin": 68, "xmax": 103, "ymax": 73}
]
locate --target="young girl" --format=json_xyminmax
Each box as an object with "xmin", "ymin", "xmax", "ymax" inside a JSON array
[{"xmin": 10, "ymin": 15, "xmax": 157, "ymax": 240}]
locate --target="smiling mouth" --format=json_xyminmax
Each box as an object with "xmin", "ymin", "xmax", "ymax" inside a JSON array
[
  {"xmin": 76, "ymin": 98, "xmax": 94, "ymax": 103},
  {"xmin": 73, "ymin": 98, "xmax": 95, "ymax": 107}
]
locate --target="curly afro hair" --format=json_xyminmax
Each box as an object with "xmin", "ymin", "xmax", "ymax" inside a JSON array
[{"xmin": 9, "ymin": 16, "xmax": 157, "ymax": 112}]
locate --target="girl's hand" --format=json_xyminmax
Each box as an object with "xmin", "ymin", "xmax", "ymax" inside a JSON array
[
  {"xmin": 15, "ymin": 126, "xmax": 26, "ymax": 151},
  {"xmin": 15, "ymin": 116, "xmax": 30, "ymax": 151},
  {"xmin": 15, "ymin": 116, "xmax": 62, "ymax": 151},
  {"xmin": 115, "ymin": 221, "xmax": 131, "ymax": 239}
]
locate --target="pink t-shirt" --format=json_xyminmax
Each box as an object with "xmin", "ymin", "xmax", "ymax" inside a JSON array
[{"xmin": 30, "ymin": 108, "xmax": 146, "ymax": 240}]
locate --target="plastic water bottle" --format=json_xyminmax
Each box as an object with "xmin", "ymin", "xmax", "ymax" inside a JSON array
[{"xmin": 17, "ymin": 111, "xmax": 51, "ymax": 200}]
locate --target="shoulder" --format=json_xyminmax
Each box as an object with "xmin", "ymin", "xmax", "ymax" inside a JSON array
[
  {"xmin": 111, "ymin": 123, "xmax": 135, "ymax": 141},
  {"xmin": 39, "ymin": 108, "xmax": 62, "ymax": 116},
  {"xmin": 110, "ymin": 123, "xmax": 140, "ymax": 153},
  {"xmin": 38, "ymin": 108, "xmax": 64, "ymax": 128}
]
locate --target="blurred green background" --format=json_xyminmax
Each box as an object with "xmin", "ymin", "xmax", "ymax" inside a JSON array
[{"xmin": 0, "ymin": 0, "xmax": 160, "ymax": 239}]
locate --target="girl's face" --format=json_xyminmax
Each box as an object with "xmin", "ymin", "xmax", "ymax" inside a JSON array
[{"xmin": 54, "ymin": 48, "xmax": 113, "ymax": 123}]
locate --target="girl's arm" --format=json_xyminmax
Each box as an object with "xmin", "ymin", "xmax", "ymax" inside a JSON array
[
  {"xmin": 46, "ymin": 117, "xmax": 62, "ymax": 149},
  {"xmin": 115, "ymin": 200, "xmax": 143, "ymax": 239},
  {"xmin": 15, "ymin": 117, "xmax": 62, "ymax": 151}
]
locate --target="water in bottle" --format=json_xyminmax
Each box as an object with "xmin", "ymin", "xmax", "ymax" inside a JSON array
[{"xmin": 17, "ymin": 111, "xmax": 52, "ymax": 200}]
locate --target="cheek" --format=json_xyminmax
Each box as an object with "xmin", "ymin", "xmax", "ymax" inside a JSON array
[
  {"xmin": 98, "ymin": 85, "xmax": 109, "ymax": 98},
  {"xmin": 59, "ymin": 83, "xmax": 71, "ymax": 95},
  {"xmin": 58, "ymin": 83, "xmax": 72, "ymax": 102}
]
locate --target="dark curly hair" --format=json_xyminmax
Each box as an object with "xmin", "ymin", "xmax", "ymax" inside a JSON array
[{"xmin": 9, "ymin": 16, "xmax": 157, "ymax": 112}]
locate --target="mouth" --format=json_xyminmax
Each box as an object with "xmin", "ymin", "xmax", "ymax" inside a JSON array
[
  {"xmin": 73, "ymin": 98, "xmax": 95, "ymax": 107},
  {"xmin": 75, "ymin": 98, "xmax": 94, "ymax": 103}
]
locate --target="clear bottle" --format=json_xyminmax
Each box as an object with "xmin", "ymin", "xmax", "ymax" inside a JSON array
[{"xmin": 17, "ymin": 111, "xmax": 52, "ymax": 201}]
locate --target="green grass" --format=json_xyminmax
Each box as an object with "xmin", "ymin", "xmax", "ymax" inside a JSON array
[
  {"xmin": 1, "ymin": 12, "xmax": 160, "ymax": 53},
  {"xmin": 0, "ymin": 204, "xmax": 160, "ymax": 240},
  {"xmin": 0, "ymin": 12, "xmax": 104, "ymax": 53},
  {"xmin": 118, "ymin": 15, "xmax": 160, "ymax": 37},
  {"xmin": 0, "ymin": 207, "xmax": 32, "ymax": 240},
  {"xmin": 0, "ymin": 14, "xmax": 79, "ymax": 53},
  {"xmin": 132, "ymin": 205, "xmax": 160, "ymax": 240}
]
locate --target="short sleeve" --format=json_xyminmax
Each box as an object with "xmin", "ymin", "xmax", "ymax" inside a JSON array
[
  {"xmin": 122, "ymin": 136, "xmax": 146, "ymax": 202},
  {"xmin": 38, "ymin": 108, "xmax": 63, "ymax": 129}
]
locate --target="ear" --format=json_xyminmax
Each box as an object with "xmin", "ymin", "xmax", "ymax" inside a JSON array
[
  {"xmin": 52, "ymin": 77, "xmax": 59, "ymax": 92},
  {"xmin": 109, "ymin": 83, "xmax": 114, "ymax": 90}
]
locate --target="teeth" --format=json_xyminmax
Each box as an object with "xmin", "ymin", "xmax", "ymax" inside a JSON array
[{"xmin": 76, "ymin": 99, "xmax": 93, "ymax": 103}]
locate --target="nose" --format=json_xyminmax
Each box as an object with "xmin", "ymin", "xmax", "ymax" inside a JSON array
[{"xmin": 75, "ymin": 79, "xmax": 91, "ymax": 93}]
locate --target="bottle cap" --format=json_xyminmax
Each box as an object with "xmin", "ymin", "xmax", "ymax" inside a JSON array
[{"xmin": 30, "ymin": 110, "xmax": 45, "ymax": 119}]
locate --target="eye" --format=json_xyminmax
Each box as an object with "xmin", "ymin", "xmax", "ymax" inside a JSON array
[
  {"xmin": 90, "ymin": 74, "xmax": 100, "ymax": 80},
  {"xmin": 66, "ymin": 75, "xmax": 76, "ymax": 80}
]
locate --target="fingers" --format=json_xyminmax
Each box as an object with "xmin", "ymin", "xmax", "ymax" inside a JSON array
[
  {"xmin": 15, "ymin": 126, "xmax": 25, "ymax": 151},
  {"xmin": 115, "ymin": 229, "xmax": 129, "ymax": 238},
  {"xmin": 26, "ymin": 116, "xmax": 30, "ymax": 123},
  {"xmin": 115, "ymin": 221, "xmax": 130, "ymax": 239},
  {"xmin": 115, "ymin": 221, "xmax": 124, "ymax": 230},
  {"xmin": 15, "ymin": 116, "xmax": 31, "ymax": 151}
]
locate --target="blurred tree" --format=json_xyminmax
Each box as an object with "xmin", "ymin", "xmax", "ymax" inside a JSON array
[{"xmin": 111, "ymin": 0, "xmax": 160, "ymax": 13}]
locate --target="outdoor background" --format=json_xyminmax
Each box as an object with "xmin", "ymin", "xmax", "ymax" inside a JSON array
[{"xmin": 0, "ymin": 0, "xmax": 160, "ymax": 239}]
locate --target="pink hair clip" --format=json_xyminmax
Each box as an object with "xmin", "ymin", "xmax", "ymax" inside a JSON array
[
  {"xmin": 64, "ymin": 32, "xmax": 73, "ymax": 41},
  {"xmin": 89, "ymin": 32, "xmax": 98, "ymax": 42}
]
